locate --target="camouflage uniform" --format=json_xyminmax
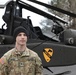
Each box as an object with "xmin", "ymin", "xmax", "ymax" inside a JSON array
[{"xmin": 0, "ymin": 47, "xmax": 43, "ymax": 75}]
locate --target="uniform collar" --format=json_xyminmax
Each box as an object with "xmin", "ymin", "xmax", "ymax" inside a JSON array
[{"xmin": 14, "ymin": 47, "xmax": 30, "ymax": 56}]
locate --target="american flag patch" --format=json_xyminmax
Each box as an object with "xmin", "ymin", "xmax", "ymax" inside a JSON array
[{"xmin": 0, "ymin": 58, "xmax": 4, "ymax": 64}]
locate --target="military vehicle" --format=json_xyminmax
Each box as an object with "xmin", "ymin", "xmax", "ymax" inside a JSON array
[{"xmin": 0, "ymin": 0, "xmax": 76, "ymax": 75}]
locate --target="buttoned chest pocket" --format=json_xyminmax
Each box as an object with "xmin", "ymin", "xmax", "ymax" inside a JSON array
[
  {"xmin": 8, "ymin": 57, "xmax": 19, "ymax": 67},
  {"xmin": 24, "ymin": 57, "xmax": 36, "ymax": 73},
  {"xmin": 8, "ymin": 57, "xmax": 20, "ymax": 75}
]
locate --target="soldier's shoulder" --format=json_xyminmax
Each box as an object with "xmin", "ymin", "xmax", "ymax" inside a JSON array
[
  {"xmin": 0, "ymin": 48, "xmax": 15, "ymax": 63},
  {"xmin": 28, "ymin": 48, "xmax": 40, "ymax": 58},
  {"xmin": 4, "ymin": 48, "xmax": 14, "ymax": 56},
  {"xmin": 2, "ymin": 48, "xmax": 15, "ymax": 60},
  {"xmin": 29, "ymin": 49, "xmax": 42, "ymax": 62},
  {"xmin": 29, "ymin": 49, "xmax": 38, "ymax": 56}
]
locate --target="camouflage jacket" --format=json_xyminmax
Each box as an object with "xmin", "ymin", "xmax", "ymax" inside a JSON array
[{"xmin": 0, "ymin": 47, "xmax": 43, "ymax": 75}]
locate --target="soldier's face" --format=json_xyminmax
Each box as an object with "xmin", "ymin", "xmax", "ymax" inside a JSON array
[{"xmin": 16, "ymin": 32, "xmax": 27, "ymax": 46}]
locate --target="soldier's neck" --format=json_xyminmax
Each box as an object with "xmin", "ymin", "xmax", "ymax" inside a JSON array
[{"xmin": 15, "ymin": 44, "xmax": 26, "ymax": 52}]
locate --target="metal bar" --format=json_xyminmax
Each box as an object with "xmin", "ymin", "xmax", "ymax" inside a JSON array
[
  {"xmin": 27, "ymin": 0, "xmax": 76, "ymax": 17},
  {"xmin": 18, "ymin": 0, "xmax": 67, "ymax": 24}
]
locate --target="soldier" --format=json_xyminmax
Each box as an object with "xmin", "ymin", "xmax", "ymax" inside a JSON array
[{"xmin": 0, "ymin": 26, "xmax": 43, "ymax": 75}]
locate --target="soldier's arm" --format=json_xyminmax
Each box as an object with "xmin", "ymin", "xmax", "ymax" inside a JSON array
[
  {"xmin": 35, "ymin": 54, "xmax": 43, "ymax": 75},
  {"xmin": 0, "ymin": 56, "xmax": 8, "ymax": 75}
]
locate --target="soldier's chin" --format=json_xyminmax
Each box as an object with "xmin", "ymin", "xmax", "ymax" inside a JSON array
[{"xmin": 20, "ymin": 43, "xmax": 25, "ymax": 46}]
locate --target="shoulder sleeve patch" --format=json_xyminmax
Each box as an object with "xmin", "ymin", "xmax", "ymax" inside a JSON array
[{"xmin": 0, "ymin": 58, "xmax": 5, "ymax": 64}]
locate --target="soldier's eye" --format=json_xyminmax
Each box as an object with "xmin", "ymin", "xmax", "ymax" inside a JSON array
[
  {"xmin": 18, "ymin": 34, "xmax": 21, "ymax": 36},
  {"xmin": 23, "ymin": 34, "xmax": 26, "ymax": 36}
]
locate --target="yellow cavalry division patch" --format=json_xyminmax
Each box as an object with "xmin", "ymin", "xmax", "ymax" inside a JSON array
[{"xmin": 43, "ymin": 48, "xmax": 53, "ymax": 62}]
